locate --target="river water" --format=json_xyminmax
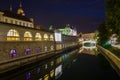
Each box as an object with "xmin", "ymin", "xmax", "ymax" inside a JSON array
[{"xmin": 0, "ymin": 48, "xmax": 120, "ymax": 80}]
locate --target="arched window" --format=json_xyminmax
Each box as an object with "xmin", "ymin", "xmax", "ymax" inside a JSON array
[
  {"xmin": 44, "ymin": 34, "xmax": 49, "ymax": 41},
  {"xmin": 7, "ymin": 29, "xmax": 20, "ymax": 41},
  {"xmin": 50, "ymin": 35, "xmax": 54, "ymax": 41},
  {"xmin": 35, "ymin": 33, "xmax": 42, "ymax": 41},
  {"xmin": 24, "ymin": 31, "xmax": 32, "ymax": 41},
  {"xmin": 10, "ymin": 49, "xmax": 17, "ymax": 58}
]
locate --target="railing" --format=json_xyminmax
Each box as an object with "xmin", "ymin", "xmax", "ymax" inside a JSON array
[
  {"xmin": 0, "ymin": 45, "xmax": 80, "ymax": 73},
  {"xmin": 97, "ymin": 45, "xmax": 120, "ymax": 76},
  {"xmin": 0, "ymin": 51, "xmax": 55, "ymax": 73}
]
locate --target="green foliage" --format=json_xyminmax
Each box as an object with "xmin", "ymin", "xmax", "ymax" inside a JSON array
[
  {"xmin": 98, "ymin": 0, "xmax": 120, "ymax": 46},
  {"xmin": 106, "ymin": 0, "xmax": 120, "ymax": 35},
  {"xmin": 97, "ymin": 23, "xmax": 110, "ymax": 46}
]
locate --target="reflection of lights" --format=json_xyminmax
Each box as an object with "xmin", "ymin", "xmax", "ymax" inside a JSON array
[
  {"xmin": 73, "ymin": 59, "xmax": 77, "ymax": 62},
  {"xmin": 79, "ymin": 38, "xmax": 83, "ymax": 42},
  {"xmin": 50, "ymin": 61, "xmax": 54, "ymax": 66},
  {"xmin": 45, "ymin": 64, "xmax": 48, "ymax": 69},
  {"xmin": 82, "ymin": 40, "xmax": 96, "ymax": 49},
  {"xmin": 38, "ymin": 78, "xmax": 42, "ymax": 80},
  {"xmin": 55, "ymin": 65, "xmax": 62, "ymax": 79},
  {"xmin": 37, "ymin": 68, "xmax": 40, "ymax": 74},
  {"xmin": 50, "ymin": 70, "xmax": 54, "ymax": 78},
  {"xmin": 44, "ymin": 74, "xmax": 49, "ymax": 80},
  {"xmin": 56, "ymin": 57, "xmax": 62, "ymax": 64},
  {"xmin": 26, "ymin": 72, "xmax": 31, "ymax": 80},
  {"xmin": 79, "ymin": 47, "xmax": 83, "ymax": 53}
]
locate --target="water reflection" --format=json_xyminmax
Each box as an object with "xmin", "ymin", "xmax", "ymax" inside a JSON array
[
  {"xmin": 0, "ymin": 49, "xmax": 79, "ymax": 80},
  {"xmin": 79, "ymin": 47, "xmax": 99, "ymax": 56}
]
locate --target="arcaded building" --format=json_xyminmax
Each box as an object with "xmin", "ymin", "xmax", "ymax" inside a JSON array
[{"xmin": 0, "ymin": 2, "xmax": 79, "ymax": 62}]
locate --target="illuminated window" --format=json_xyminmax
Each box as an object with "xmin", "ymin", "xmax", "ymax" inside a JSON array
[
  {"xmin": 50, "ymin": 35, "xmax": 54, "ymax": 41},
  {"xmin": 24, "ymin": 31, "xmax": 32, "ymax": 41},
  {"xmin": 7, "ymin": 29, "xmax": 20, "ymax": 41},
  {"xmin": 35, "ymin": 33, "xmax": 42, "ymax": 41},
  {"xmin": 44, "ymin": 34, "xmax": 48, "ymax": 41},
  {"xmin": 10, "ymin": 49, "xmax": 17, "ymax": 58}
]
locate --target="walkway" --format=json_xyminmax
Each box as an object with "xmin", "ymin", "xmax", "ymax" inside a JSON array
[{"xmin": 58, "ymin": 53, "xmax": 120, "ymax": 80}]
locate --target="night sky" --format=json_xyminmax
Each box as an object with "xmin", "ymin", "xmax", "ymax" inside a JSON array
[{"xmin": 0, "ymin": 0, "xmax": 105, "ymax": 33}]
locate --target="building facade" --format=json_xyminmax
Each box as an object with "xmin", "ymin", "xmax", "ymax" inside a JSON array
[
  {"xmin": 0, "ymin": 2, "xmax": 79, "ymax": 62},
  {"xmin": 0, "ymin": 2, "xmax": 34, "ymax": 28}
]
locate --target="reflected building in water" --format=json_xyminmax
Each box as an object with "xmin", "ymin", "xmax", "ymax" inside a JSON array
[{"xmin": 0, "ymin": 49, "xmax": 79, "ymax": 80}]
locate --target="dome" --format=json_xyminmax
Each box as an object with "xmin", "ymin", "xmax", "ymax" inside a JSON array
[{"xmin": 17, "ymin": 1, "xmax": 25, "ymax": 16}]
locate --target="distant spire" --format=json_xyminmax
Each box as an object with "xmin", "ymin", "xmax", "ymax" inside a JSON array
[
  {"xmin": 20, "ymin": 0, "xmax": 22, "ymax": 8},
  {"xmin": 17, "ymin": 0, "xmax": 25, "ymax": 16},
  {"xmin": 10, "ymin": 5, "xmax": 12, "ymax": 11}
]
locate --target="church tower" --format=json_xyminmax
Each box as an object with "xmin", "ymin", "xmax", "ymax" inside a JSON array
[
  {"xmin": 17, "ymin": 0, "xmax": 25, "ymax": 16},
  {"xmin": 9, "ymin": 5, "xmax": 12, "ymax": 12}
]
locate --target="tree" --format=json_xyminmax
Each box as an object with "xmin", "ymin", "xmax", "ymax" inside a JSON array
[
  {"xmin": 98, "ymin": 23, "xmax": 110, "ymax": 46},
  {"xmin": 106, "ymin": 0, "xmax": 120, "ymax": 42}
]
